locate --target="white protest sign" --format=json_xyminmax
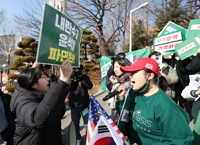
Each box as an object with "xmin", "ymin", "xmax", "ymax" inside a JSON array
[
  {"xmin": 154, "ymin": 41, "xmax": 182, "ymax": 52},
  {"xmin": 189, "ymin": 74, "xmax": 200, "ymax": 89},
  {"xmin": 154, "ymin": 31, "xmax": 182, "ymax": 46}
]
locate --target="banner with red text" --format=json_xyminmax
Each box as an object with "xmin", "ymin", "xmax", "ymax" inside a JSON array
[
  {"xmin": 175, "ymin": 37, "xmax": 200, "ymax": 60},
  {"xmin": 187, "ymin": 19, "xmax": 200, "ymax": 38},
  {"xmin": 153, "ymin": 30, "xmax": 186, "ymax": 54}
]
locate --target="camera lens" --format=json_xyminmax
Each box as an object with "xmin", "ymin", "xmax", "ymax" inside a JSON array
[{"xmin": 44, "ymin": 65, "xmax": 51, "ymax": 69}]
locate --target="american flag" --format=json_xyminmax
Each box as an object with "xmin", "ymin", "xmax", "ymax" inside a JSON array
[{"xmin": 86, "ymin": 94, "xmax": 126, "ymax": 145}]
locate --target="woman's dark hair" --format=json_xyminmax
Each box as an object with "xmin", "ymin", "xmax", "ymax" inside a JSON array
[
  {"xmin": 111, "ymin": 52, "xmax": 126, "ymax": 60},
  {"xmin": 106, "ymin": 57, "xmax": 131, "ymax": 91},
  {"xmin": 144, "ymin": 69, "xmax": 168, "ymax": 91},
  {"xmin": 158, "ymin": 76, "xmax": 169, "ymax": 92},
  {"xmin": 148, "ymin": 51, "xmax": 161, "ymax": 58},
  {"xmin": 149, "ymin": 51, "xmax": 166, "ymax": 63},
  {"xmin": 144, "ymin": 69, "xmax": 158, "ymax": 81},
  {"xmin": 112, "ymin": 57, "xmax": 131, "ymax": 66},
  {"xmin": 18, "ymin": 68, "xmax": 43, "ymax": 90}
]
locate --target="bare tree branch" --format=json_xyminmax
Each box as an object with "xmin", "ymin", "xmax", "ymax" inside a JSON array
[
  {"xmin": 14, "ymin": 0, "xmax": 44, "ymax": 38},
  {"xmin": 66, "ymin": 0, "xmax": 136, "ymax": 55},
  {"xmin": 0, "ymin": 9, "xmax": 6, "ymax": 25}
]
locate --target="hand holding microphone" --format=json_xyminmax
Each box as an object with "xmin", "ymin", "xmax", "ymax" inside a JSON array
[
  {"xmin": 102, "ymin": 81, "xmax": 131, "ymax": 101},
  {"xmin": 116, "ymin": 84, "xmax": 127, "ymax": 100},
  {"xmin": 102, "ymin": 89, "xmax": 122, "ymax": 101}
]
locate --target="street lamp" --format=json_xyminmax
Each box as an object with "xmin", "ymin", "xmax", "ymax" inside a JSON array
[{"xmin": 129, "ymin": 2, "xmax": 149, "ymax": 52}]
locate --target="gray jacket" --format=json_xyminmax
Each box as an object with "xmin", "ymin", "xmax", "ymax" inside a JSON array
[{"xmin": 162, "ymin": 63, "xmax": 179, "ymax": 99}]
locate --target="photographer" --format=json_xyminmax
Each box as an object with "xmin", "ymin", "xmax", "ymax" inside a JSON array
[
  {"xmin": 32, "ymin": 62, "xmax": 58, "ymax": 83},
  {"xmin": 42, "ymin": 64, "xmax": 58, "ymax": 82},
  {"xmin": 68, "ymin": 64, "xmax": 93, "ymax": 145}
]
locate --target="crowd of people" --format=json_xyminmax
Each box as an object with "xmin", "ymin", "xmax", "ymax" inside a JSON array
[
  {"xmin": 0, "ymin": 49, "xmax": 200, "ymax": 145},
  {"xmin": 105, "ymin": 50, "xmax": 200, "ymax": 144}
]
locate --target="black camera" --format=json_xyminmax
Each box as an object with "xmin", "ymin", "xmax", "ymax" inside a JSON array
[
  {"xmin": 43, "ymin": 65, "xmax": 51, "ymax": 69},
  {"xmin": 75, "ymin": 71, "xmax": 83, "ymax": 79}
]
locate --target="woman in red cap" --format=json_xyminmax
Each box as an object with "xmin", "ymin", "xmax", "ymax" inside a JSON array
[{"xmin": 115, "ymin": 58, "xmax": 193, "ymax": 145}]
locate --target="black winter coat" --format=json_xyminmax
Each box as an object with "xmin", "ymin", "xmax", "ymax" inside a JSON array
[
  {"xmin": 68, "ymin": 74, "xmax": 93, "ymax": 108},
  {"xmin": 10, "ymin": 80, "xmax": 69, "ymax": 145},
  {"xmin": 176, "ymin": 54, "xmax": 200, "ymax": 92},
  {"xmin": 0, "ymin": 91, "xmax": 15, "ymax": 145}
]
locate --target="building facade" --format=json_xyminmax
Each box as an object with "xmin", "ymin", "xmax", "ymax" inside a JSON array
[{"xmin": 49, "ymin": 0, "xmax": 66, "ymax": 13}]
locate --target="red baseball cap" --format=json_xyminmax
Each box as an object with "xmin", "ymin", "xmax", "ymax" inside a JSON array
[{"xmin": 120, "ymin": 58, "xmax": 160, "ymax": 76}]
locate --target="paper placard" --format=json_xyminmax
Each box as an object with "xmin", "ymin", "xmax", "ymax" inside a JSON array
[
  {"xmin": 187, "ymin": 19, "xmax": 200, "ymax": 38},
  {"xmin": 189, "ymin": 74, "xmax": 200, "ymax": 89},
  {"xmin": 175, "ymin": 37, "xmax": 200, "ymax": 60}
]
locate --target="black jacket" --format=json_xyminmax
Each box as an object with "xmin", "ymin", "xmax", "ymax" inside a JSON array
[
  {"xmin": 0, "ymin": 91, "xmax": 15, "ymax": 145},
  {"xmin": 10, "ymin": 80, "xmax": 69, "ymax": 145},
  {"xmin": 176, "ymin": 54, "xmax": 200, "ymax": 89},
  {"xmin": 68, "ymin": 74, "xmax": 93, "ymax": 108}
]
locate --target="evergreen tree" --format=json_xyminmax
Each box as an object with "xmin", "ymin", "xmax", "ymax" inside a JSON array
[
  {"xmin": 155, "ymin": 0, "xmax": 189, "ymax": 30},
  {"xmin": 131, "ymin": 20, "xmax": 155, "ymax": 50},
  {"xmin": 6, "ymin": 37, "xmax": 37, "ymax": 93},
  {"xmin": 133, "ymin": 20, "xmax": 145, "ymax": 50},
  {"xmin": 9, "ymin": 37, "xmax": 38, "ymax": 71},
  {"xmin": 80, "ymin": 29, "xmax": 101, "ymax": 71}
]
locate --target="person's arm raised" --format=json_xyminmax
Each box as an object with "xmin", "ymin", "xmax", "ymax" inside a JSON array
[{"xmin": 59, "ymin": 59, "xmax": 73, "ymax": 83}]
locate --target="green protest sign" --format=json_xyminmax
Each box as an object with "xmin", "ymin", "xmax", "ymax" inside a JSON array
[
  {"xmin": 100, "ymin": 48, "xmax": 150, "ymax": 91},
  {"xmin": 158, "ymin": 21, "xmax": 187, "ymax": 36},
  {"xmin": 36, "ymin": 3, "xmax": 82, "ymax": 66},
  {"xmin": 187, "ymin": 19, "xmax": 200, "ymax": 38},
  {"xmin": 153, "ymin": 30, "xmax": 186, "ymax": 54},
  {"xmin": 175, "ymin": 37, "xmax": 200, "ymax": 60},
  {"xmin": 193, "ymin": 36, "xmax": 200, "ymax": 45}
]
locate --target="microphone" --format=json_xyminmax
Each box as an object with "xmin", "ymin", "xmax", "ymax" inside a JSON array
[{"xmin": 102, "ymin": 81, "xmax": 131, "ymax": 101}]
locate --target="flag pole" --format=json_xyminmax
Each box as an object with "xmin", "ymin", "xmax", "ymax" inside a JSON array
[{"xmin": 124, "ymin": 140, "xmax": 130, "ymax": 145}]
